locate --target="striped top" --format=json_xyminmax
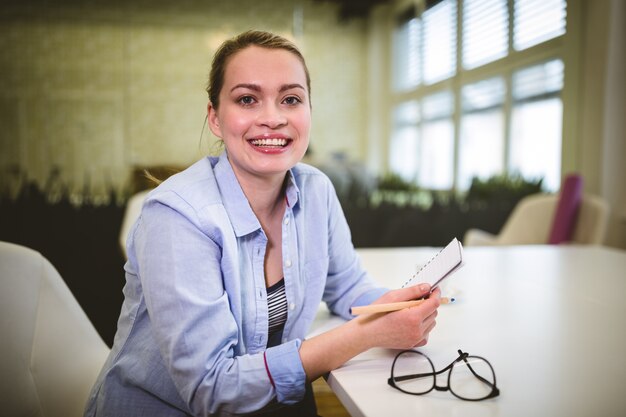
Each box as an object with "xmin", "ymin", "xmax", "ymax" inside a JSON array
[{"xmin": 267, "ymin": 278, "xmax": 288, "ymax": 335}]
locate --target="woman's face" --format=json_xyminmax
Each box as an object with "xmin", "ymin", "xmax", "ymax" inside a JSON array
[{"xmin": 208, "ymin": 46, "xmax": 311, "ymax": 183}]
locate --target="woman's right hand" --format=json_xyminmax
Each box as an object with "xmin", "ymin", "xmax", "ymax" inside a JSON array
[
  {"xmin": 299, "ymin": 283, "xmax": 441, "ymax": 381},
  {"xmin": 354, "ymin": 284, "xmax": 441, "ymax": 350}
]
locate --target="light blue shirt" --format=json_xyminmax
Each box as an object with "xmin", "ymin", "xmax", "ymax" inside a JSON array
[{"xmin": 84, "ymin": 152, "xmax": 387, "ymax": 417}]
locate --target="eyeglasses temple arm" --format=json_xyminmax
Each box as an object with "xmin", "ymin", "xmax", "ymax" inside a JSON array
[{"xmin": 458, "ymin": 350, "xmax": 498, "ymax": 390}]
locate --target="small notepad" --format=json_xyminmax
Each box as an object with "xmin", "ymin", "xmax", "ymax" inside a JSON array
[{"xmin": 401, "ymin": 237, "xmax": 464, "ymax": 289}]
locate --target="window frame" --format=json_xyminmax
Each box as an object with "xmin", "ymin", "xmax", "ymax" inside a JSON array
[{"xmin": 386, "ymin": 0, "xmax": 573, "ymax": 193}]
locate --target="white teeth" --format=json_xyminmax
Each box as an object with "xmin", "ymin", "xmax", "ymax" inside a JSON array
[{"xmin": 250, "ymin": 138, "xmax": 288, "ymax": 146}]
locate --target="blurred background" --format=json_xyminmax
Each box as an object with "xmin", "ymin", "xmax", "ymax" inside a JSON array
[{"xmin": 0, "ymin": 0, "xmax": 624, "ymax": 347}]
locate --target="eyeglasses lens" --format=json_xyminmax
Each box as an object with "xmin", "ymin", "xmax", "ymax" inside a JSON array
[
  {"xmin": 392, "ymin": 351, "xmax": 435, "ymax": 394},
  {"xmin": 449, "ymin": 356, "xmax": 495, "ymax": 400}
]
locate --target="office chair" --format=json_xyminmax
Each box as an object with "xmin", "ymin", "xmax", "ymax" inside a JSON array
[
  {"xmin": 464, "ymin": 193, "xmax": 610, "ymax": 246},
  {"xmin": 0, "ymin": 241, "xmax": 110, "ymax": 417},
  {"xmin": 119, "ymin": 189, "xmax": 151, "ymax": 258}
]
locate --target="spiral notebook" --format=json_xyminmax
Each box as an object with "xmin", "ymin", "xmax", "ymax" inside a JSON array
[{"xmin": 401, "ymin": 237, "xmax": 464, "ymax": 290}]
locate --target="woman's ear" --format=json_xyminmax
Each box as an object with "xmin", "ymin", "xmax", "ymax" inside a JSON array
[{"xmin": 207, "ymin": 102, "xmax": 222, "ymax": 138}]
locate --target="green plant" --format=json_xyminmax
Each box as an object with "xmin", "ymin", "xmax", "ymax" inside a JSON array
[
  {"xmin": 466, "ymin": 174, "xmax": 544, "ymax": 204},
  {"xmin": 377, "ymin": 172, "xmax": 420, "ymax": 192}
]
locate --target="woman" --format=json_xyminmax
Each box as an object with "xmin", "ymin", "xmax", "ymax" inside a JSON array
[{"xmin": 84, "ymin": 30, "xmax": 440, "ymax": 417}]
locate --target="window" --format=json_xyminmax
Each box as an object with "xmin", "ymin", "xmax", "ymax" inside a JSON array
[
  {"xmin": 390, "ymin": 0, "xmax": 567, "ymax": 192},
  {"xmin": 389, "ymin": 93, "xmax": 455, "ymax": 190},
  {"xmin": 389, "ymin": 101, "xmax": 420, "ymax": 181},
  {"xmin": 420, "ymin": 92, "xmax": 454, "ymax": 189},
  {"xmin": 510, "ymin": 60, "xmax": 564, "ymax": 190},
  {"xmin": 458, "ymin": 77, "xmax": 506, "ymax": 190}
]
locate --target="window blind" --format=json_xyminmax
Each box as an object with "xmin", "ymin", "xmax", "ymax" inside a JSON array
[
  {"xmin": 423, "ymin": 0, "xmax": 456, "ymax": 84},
  {"xmin": 462, "ymin": 0, "xmax": 508, "ymax": 69},
  {"xmin": 513, "ymin": 59, "xmax": 564, "ymax": 101},
  {"xmin": 462, "ymin": 77, "xmax": 506, "ymax": 112},
  {"xmin": 392, "ymin": 11, "xmax": 420, "ymax": 91},
  {"xmin": 514, "ymin": 0, "xmax": 567, "ymax": 50}
]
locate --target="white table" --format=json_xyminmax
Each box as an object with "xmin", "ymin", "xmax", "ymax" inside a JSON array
[{"xmin": 308, "ymin": 245, "xmax": 626, "ymax": 417}]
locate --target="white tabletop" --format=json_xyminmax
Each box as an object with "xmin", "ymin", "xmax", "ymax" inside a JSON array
[{"xmin": 308, "ymin": 245, "xmax": 626, "ymax": 417}]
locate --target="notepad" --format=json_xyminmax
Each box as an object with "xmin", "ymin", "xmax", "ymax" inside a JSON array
[{"xmin": 401, "ymin": 237, "xmax": 464, "ymax": 290}]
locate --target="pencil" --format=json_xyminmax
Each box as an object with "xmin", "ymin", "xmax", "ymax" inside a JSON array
[{"xmin": 350, "ymin": 297, "xmax": 453, "ymax": 316}]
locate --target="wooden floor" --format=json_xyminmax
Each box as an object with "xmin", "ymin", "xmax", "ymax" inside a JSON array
[{"xmin": 313, "ymin": 378, "xmax": 351, "ymax": 417}]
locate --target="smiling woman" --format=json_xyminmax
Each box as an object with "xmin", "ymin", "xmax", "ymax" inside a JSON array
[
  {"xmin": 207, "ymin": 45, "xmax": 311, "ymax": 187},
  {"xmin": 83, "ymin": 30, "xmax": 442, "ymax": 417}
]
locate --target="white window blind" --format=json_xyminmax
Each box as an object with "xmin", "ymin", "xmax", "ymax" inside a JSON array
[
  {"xmin": 393, "ymin": 17, "xmax": 420, "ymax": 91},
  {"xmin": 462, "ymin": 77, "xmax": 506, "ymax": 112},
  {"xmin": 514, "ymin": 0, "xmax": 567, "ymax": 51},
  {"xmin": 423, "ymin": 0, "xmax": 457, "ymax": 84},
  {"xmin": 462, "ymin": 0, "xmax": 508, "ymax": 69},
  {"xmin": 513, "ymin": 59, "xmax": 564, "ymax": 100}
]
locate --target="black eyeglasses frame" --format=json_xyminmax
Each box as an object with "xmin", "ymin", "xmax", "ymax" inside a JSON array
[{"xmin": 387, "ymin": 349, "xmax": 500, "ymax": 401}]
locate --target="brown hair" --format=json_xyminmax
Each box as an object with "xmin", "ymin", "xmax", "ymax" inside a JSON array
[{"xmin": 207, "ymin": 30, "xmax": 311, "ymax": 109}]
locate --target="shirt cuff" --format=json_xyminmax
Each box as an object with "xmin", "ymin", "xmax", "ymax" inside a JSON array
[{"xmin": 264, "ymin": 338, "xmax": 306, "ymax": 404}]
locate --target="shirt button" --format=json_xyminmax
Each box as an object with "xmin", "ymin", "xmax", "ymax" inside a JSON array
[
  {"xmin": 285, "ymin": 259, "xmax": 292, "ymax": 268},
  {"xmin": 289, "ymin": 303, "xmax": 295, "ymax": 310},
  {"xmin": 284, "ymin": 217, "xmax": 290, "ymax": 225}
]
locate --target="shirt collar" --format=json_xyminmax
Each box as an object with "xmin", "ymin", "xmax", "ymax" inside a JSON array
[
  {"xmin": 214, "ymin": 151, "xmax": 300, "ymax": 237},
  {"xmin": 284, "ymin": 169, "xmax": 300, "ymax": 209},
  {"xmin": 214, "ymin": 152, "xmax": 260, "ymax": 237}
]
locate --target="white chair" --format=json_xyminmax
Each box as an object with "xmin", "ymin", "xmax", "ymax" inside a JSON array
[
  {"xmin": 464, "ymin": 193, "xmax": 610, "ymax": 246},
  {"xmin": 0, "ymin": 241, "xmax": 110, "ymax": 417},
  {"xmin": 119, "ymin": 189, "xmax": 151, "ymax": 258}
]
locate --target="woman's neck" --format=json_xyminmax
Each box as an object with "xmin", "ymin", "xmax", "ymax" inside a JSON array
[{"xmin": 234, "ymin": 170, "xmax": 287, "ymax": 221}]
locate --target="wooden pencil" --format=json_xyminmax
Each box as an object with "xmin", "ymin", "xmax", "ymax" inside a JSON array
[{"xmin": 350, "ymin": 297, "xmax": 452, "ymax": 316}]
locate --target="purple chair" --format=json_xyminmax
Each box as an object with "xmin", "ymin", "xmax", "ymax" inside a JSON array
[{"xmin": 548, "ymin": 174, "xmax": 583, "ymax": 244}]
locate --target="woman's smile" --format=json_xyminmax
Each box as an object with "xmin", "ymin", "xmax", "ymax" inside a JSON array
[{"xmin": 248, "ymin": 134, "xmax": 293, "ymax": 153}]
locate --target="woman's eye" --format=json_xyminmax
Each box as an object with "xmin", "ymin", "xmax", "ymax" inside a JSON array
[
  {"xmin": 238, "ymin": 96, "xmax": 256, "ymax": 105},
  {"xmin": 283, "ymin": 96, "xmax": 302, "ymax": 106}
]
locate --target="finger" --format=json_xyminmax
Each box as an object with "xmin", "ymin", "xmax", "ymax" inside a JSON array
[
  {"xmin": 430, "ymin": 287, "xmax": 442, "ymax": 299},
  {"xmin": 409, "ymin": 283, "xmax": 432, "ymax": 299},
  {"xmin": 420, "ymin": 319, "xmax": 436, "ymax": 337},
  {"xmin": 383, "ymin": 283, "xmax": 431, "ymax": 303},
  {"xmin": 424, "ymin": 309, "xmax": 438, "ymax": 323},
  {"xmin": 414, "ymin": 333, "xmax": 431, "ymax": 347},
  {"xmin": 418, "ymin": 314, "xmax": 437, "ymax": 338},
  {"xmin": 414, "ymin": 338, "xmax": 428, "ymax": 348}
]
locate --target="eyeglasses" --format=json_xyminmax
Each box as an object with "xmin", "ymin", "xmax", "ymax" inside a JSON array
[{"xmin": 388, "ymin": 349, "xmax": 500, "ymax": 401}]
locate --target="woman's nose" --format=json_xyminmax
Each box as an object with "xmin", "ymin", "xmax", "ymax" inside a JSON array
[{"xmin": 257, "ymin": 103, "xmax": 287, "ymax": 128}]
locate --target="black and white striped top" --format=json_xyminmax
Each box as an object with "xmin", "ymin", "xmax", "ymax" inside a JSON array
[{"xmin": 267, "ymin": 278, "xmax": 288, "ymax": 335}]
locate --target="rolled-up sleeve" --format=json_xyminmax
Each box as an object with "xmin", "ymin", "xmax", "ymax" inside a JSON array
[{"xmin": 264, "ymin": 339, "xmax": 306, "ymax": 403}]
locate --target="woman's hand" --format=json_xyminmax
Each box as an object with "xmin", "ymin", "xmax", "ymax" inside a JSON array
[
  {"xmin": 355, "ymin": 283, "xmax": 441, "ymax": 350},
  {"xmin": 299, "ymin": 283, "xmax": 441, "ymax": 381}
]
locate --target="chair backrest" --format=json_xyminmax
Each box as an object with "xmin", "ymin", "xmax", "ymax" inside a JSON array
[
  {"xmin": 497, "ymin": 194, "xmax": 557, "ymax": 244},
  {"xmin": 571, "ymin": 194, "xmax": 610, "ymax": 245},
  {"xmin": 0, "ymin": 241, "xmax": 110, "ymax": 417},
  {"xmin": 119, "ymin": 189, "xmax": 151, "ymax": 257},
  {"xmin": 496, "ymin": 193, "xmax": 610, "ymax": 245}
]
